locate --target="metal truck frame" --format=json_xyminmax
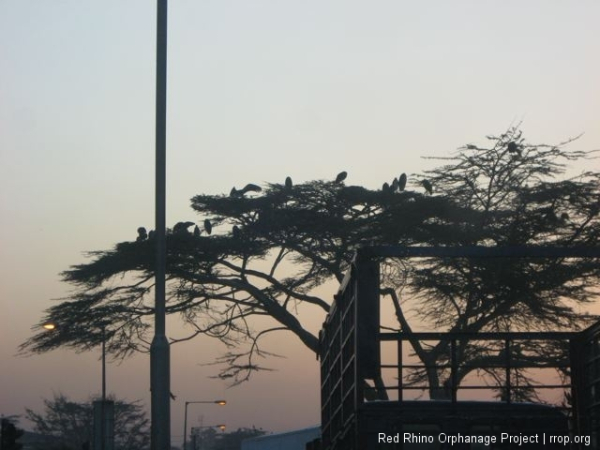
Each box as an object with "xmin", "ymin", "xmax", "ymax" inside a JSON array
[{"xmin": 317, "ymin": 246, "xmax": 600, "ymax": 449}]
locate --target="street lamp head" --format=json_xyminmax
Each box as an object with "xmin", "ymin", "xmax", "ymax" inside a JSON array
[
  {"xmin": 215, "ymin": 400, "xmax": 226, "ymax": 406},
  {"xmin": 43, "ymin": 322, "xmax": 56, "ymax": 330},
  {"xmin": 217, "ymin": 424, "xmax": 226, "ymax": 432}
]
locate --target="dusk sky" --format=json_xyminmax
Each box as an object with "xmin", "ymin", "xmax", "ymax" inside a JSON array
[{"xmin": 1, "ymin": 1, "xmax": 599, "ymax": 447}]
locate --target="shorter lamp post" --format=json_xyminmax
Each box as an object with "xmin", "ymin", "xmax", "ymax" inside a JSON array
[
  {"xmin": 183, "ymin": 400, "xmax": 226, "ymax": 450},
  {"xmin": 44, "ymin": 322, "xmax": 110, "ymax": 450}
]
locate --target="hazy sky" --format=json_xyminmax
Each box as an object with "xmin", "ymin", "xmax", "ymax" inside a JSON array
[{"xmin": 1, "ymin": 0, "xmax": 599, "ymax": 447}]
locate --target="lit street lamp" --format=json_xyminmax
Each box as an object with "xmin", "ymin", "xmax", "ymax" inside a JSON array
[{"xmin": 183, "ymin": 400, "xmax": 226, "ymax": 450}]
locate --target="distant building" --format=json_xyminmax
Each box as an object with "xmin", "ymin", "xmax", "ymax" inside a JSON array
[
  {"xmin": 19, "ymin": 430, "xmax": 63, "ymax": 449},
  {"xmin": 241, "ymin": 426, "xmax": 320, "ymax": 450}
]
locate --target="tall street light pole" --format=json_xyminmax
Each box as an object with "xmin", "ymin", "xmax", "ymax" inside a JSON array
[
  {"xmin": 151, "ymin": 1, "xmax": 170, "ymax": 449},
  {"xmin": 183, "ymin": 400, "xmax": 227, "ymax": 450}
]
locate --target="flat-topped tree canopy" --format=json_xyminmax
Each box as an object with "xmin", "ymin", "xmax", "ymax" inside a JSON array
[{"xmin": 21, "ymin": 126, "xmax": 600, "ymax": 385}]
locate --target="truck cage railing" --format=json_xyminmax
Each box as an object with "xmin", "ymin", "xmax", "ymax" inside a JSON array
[
  {"xmin": 318, "ymin": 245, "xmax": 600, "ymax": 450},
  {"xmin": 378, "ymin": 331, "xmax": 577, "ymax": 405}
]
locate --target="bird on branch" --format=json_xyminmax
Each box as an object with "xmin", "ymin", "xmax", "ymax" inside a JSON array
[
  {"xmin": 136, "ymin": 227, "xmax": 148, "ymax": 242},
  {"xmin": 422, "ymin": 179, "xmax": 433, "ymax": 195},
  {"xmin": 335, "ymin": 171, "xmax": 348, "ymax": 183},
  {"xmin": 507, "ymin": 141, "xmax": 521, "ymax": 156},
  {"xmin": 204, "ymin": 219, "xmax": 212, "ymax": 235},
  {"xmin": 173, "ymin": 222, "xmax": 195, "ymax": 235},
  {"xmin": 398, "ymin": 173, "xmax": 407, "ymax": 191},
  {"xmin": 239, "ymin": 183, "xmax": 262, "ymax": 195}
]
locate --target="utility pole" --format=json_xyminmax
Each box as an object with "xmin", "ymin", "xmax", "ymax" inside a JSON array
[{"xmin": 150, "ymin": 1, "xmax": 170, "ymax": 449}]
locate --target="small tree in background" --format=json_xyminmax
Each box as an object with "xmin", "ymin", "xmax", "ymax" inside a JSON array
[{"xmin": 25, "ymin": 393, "xmax": 149, "ymax": 450}]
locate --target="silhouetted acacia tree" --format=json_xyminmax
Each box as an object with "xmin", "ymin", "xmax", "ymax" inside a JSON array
[
  {"xmin": 25, "ymin": 394, "xmax": 149, "ymax": 450},
  {"xmin": 21, "ymin": 127, "xmax": 600, "ymax": 398}
]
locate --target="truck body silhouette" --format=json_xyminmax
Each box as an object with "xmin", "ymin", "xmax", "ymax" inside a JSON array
[{"xmin": 315, "ymin": 246, "xmax": 600, "ymax": 449}]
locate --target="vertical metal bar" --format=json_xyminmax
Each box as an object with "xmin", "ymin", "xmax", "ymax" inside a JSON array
[
  {"xmin": 183, "ymin": 403, "xmax": 188, "ymax": 450},
  {"xmin": 569, "ymin": 335, "xmax": 584, "ymax": 437},
  {"xmin": 451, "ymin": 339, "xmax": 457, "ymax": 402},
  {"xmin": 505, "ymin": 339, "xmax": 511, "ymax": 403},
  {"xmin": 151, "ymin": 1, "xmax": 171, "ymax": 449},
  {"xmin": 397, "ymin": 338, "xmax": 403, "ymax": 402}
]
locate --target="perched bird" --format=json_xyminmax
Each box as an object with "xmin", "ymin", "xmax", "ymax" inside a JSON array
[
  {"xmin": 390, "ymin": 178, "xmax": 399, "ymax": 192},
  {"xmin": 136, "ymin": 227, "xmax": 148, "ymax": 242},
  {"xmin": 422, "ymin": 179, "xmax": 433, "ymax": 195},
  {"xmin": 382, "ymin": 182, "xmax": 390, "ymax": 192},
  {"xmin": 507, "ymin": 141, "xmax": 520, "ymax": 154},
  {"xmin": 204, "ymin": 219, "xmax": 212, "ymax": 235},
  {"xmin": 148, "ymin": 230, "xmax": 155, "ymax": 240},
  {"xmin": 335, "ymin": 171, "xmax": 348, "ymax": 183},
  {"xmin": 239, "ymin": 183, "xmax": 262, "ymax": 195},
  {"xmin": 232, "ymin": 225, "xmax": 240, "ymax": 239},
  {"xmin": 193, "ymin": 225, "xmax": 201, "ymax": 237},
  {"xmin": 285, "ymin": 176, "xmax": 293, "ymax": 190},
  {"xmin": 174, "ymin": 221, "xmax": 195, "ymax": 235},
  {"xmin": 398, "ymin": 173, "xmax": 407, "ymax": 191}
]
